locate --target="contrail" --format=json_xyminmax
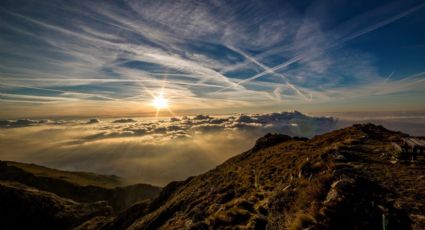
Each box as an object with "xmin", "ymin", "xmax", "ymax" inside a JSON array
[
  {"xmin": 0, "ymin": 77, "xmax": 226, "ymax": 88},
  {"xmin": 2, "ymin": 8, "xmax": 235, "ymax": 91},
  {"xmin": 337, "ymin": 2, "xmax": 425, "ymax": 45},
  {"xmin": 0, "ymin": 82, "xmax": 118, "ymax": 101},
  {"xmin": 0, "ymin": 92, "xmax": 78, "ymax": 102},
  {"xmin": 396, "ymin": 70, "xmax": 425, "ymax": 82},
  {"xmin": 219, "ymin": 2, "xmax": 425, "ymax": 92},
  {"xmin": 216, "ymin": 54, "xmax": 303, "ymax": 93},
  {"xmin": 225, "ymin": 46, "xmax": 311, "ymax": 101},
  {"xmin": 384, "ymin": 72, "xmax": 394, "ymax": 83}
]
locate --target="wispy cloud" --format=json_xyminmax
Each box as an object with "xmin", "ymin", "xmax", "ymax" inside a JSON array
[
  {"xmin": 0, "ymin": 0, "xmax": 424, "ymax": 117},
  {"xmin": 221, "ymin": 1, "xmax": 425, "ymax": 90}
]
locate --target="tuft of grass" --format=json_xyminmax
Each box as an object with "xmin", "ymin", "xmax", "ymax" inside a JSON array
[
  {"xmin": 212, "ymin": 206, "xmax": 252, "ymax": 226},
  {"xmin": 290, "ymin": 212, "xmax": 316, "ymax": 230}
]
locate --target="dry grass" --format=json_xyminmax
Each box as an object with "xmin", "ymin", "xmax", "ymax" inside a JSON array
[
  {"xmin": 289, "ymin": 212, "xmax": 316, "ymax": 230},
  {"xmin": 5, "ymin": 161, "xmax": 123, "ymax": 188},
  {"xmin": 101, "ymin": 124, "xmax": 421, "ymax": 229}
]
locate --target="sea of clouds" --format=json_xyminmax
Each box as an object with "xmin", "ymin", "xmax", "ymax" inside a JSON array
[{"xmin": 0, "ymin": 111, "xmax": 338, "ymax": 186}]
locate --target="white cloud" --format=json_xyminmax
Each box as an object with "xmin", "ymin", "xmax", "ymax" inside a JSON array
[
  {"xmin": 0, "ymin": 0, "xmax": 424, "ymax": 116},
  {"xmin": 0, "ymin": 111, "xmax": 336, "ymax": 185}
]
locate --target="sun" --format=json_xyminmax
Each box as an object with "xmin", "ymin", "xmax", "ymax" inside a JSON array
[
  {"xmin": 152, "ymin": 94, "xmax": 168, "ymax": 109},
  {"xmin": 151, "ymin": 91, "xmax": 175, "ymax": 119}
]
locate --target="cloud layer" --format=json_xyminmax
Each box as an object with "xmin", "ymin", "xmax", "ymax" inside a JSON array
[{"xmin": 0, "ymin": 111, "xmax": 336, "ymax": 185}]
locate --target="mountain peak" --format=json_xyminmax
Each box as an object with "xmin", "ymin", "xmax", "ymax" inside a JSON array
[
  {"xmin": 252, "ymin": 133, "xmax": 308, "ymax": 152},
  {"xmin": 93, "ymin": 124, "xmax": 423, "ymax": 229}
]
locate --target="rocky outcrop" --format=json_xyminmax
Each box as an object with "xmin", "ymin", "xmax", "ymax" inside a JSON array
[{"xmin": 252, "ymin": 133, "xmax": 307, "ymax": 152}]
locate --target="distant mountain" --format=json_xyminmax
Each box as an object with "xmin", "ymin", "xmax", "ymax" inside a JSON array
[
  {"xmin": 96, "ymin": 124, "xmax": 423, "ymax": 230},
  {"xmin": 3, "ymin": 161, "xmax": 123, "ymax": 188},
  {"xmin": 0, "ymin": 180, "xmax": 112, "ymax": 229},
  {"xmin": 0, "ymin": 161, "xmax": 161, "ymax": 213},
  {"xmin": 2, "ymin": 124, "xmax": 425, "ymax": 230}
]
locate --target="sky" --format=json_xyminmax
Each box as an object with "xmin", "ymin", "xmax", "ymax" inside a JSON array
[{"xmin": 0, "ymin": 0, "xmax": 425, "ymax": 118}]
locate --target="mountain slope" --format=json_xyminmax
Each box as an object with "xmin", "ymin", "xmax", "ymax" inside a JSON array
[
  {"xmin": 100, "ymin": 124, "xmax": 424, "ymax": 230},
  {"xmin": 5, "ymin": 161, "xmax": 123, "ymax": 188},
  {"xmin": 0, "ymin": 161, "xmax": 161, "ymax": 212},
  {"xmin": 0, "ymin": 181, "xmax": 112, "ymax": 230}
]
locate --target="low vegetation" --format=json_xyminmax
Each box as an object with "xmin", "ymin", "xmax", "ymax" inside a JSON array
[
  {"xmin": 1, "ymin": 124, "xmax": 424, "ymax": 229},
  {"xmin": 0, "ymin": 161, "xmax": 161, "ymax": 213},
  {"xmin": 97, "ymin": 123, "xmax": 423, "ymax": 229}
]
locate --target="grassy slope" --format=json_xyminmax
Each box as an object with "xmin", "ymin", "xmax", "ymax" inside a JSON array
[
  {"xmin": 5, "ymin": 161, "xmax": 123, "ymax": 188},
  {"xmin": 0, "ymin": 161, "xmax": 161, "ymax": 212},
  {"xmin": 101, "ymin": 124, "xmax": 424, "ymax": 230},
  {"xmin": 0, "ymin": 180, "xmax": 112, "ymax": 230}
]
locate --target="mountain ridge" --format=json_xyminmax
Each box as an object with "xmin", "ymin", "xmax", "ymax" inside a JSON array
[
  {"xmin": 97, "ymin": 123, "xmax": 424, "ymax": 229},
  {"xmin": 1, "ymin": 123, "xmax": 424, "ymax": 229},
  {"xmin": 0, "ymin": 161, "xmax": 161, "ymax": 213},
  {"xmin": 0, "ymin": 180, "xmax": 112, "ymax": 229}
]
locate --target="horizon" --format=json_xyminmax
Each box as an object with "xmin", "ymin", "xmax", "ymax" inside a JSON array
[
  {"xmin": 2, "ymin": 109, "xmax": 425, "ymax": 120},
  {"xmin": 1, "ymin": 110, "xmax": 424, "ymax": 187}
]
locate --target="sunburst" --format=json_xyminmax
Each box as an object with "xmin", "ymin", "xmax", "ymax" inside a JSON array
[{"xmin": 153, "ymin": 94, "xmax": 168, "ymax": 109}]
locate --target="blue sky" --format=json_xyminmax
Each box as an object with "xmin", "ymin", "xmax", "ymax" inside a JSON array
[{"xmin": 0, "ymin": 0, "xmax": 424, "ymax": 118}]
